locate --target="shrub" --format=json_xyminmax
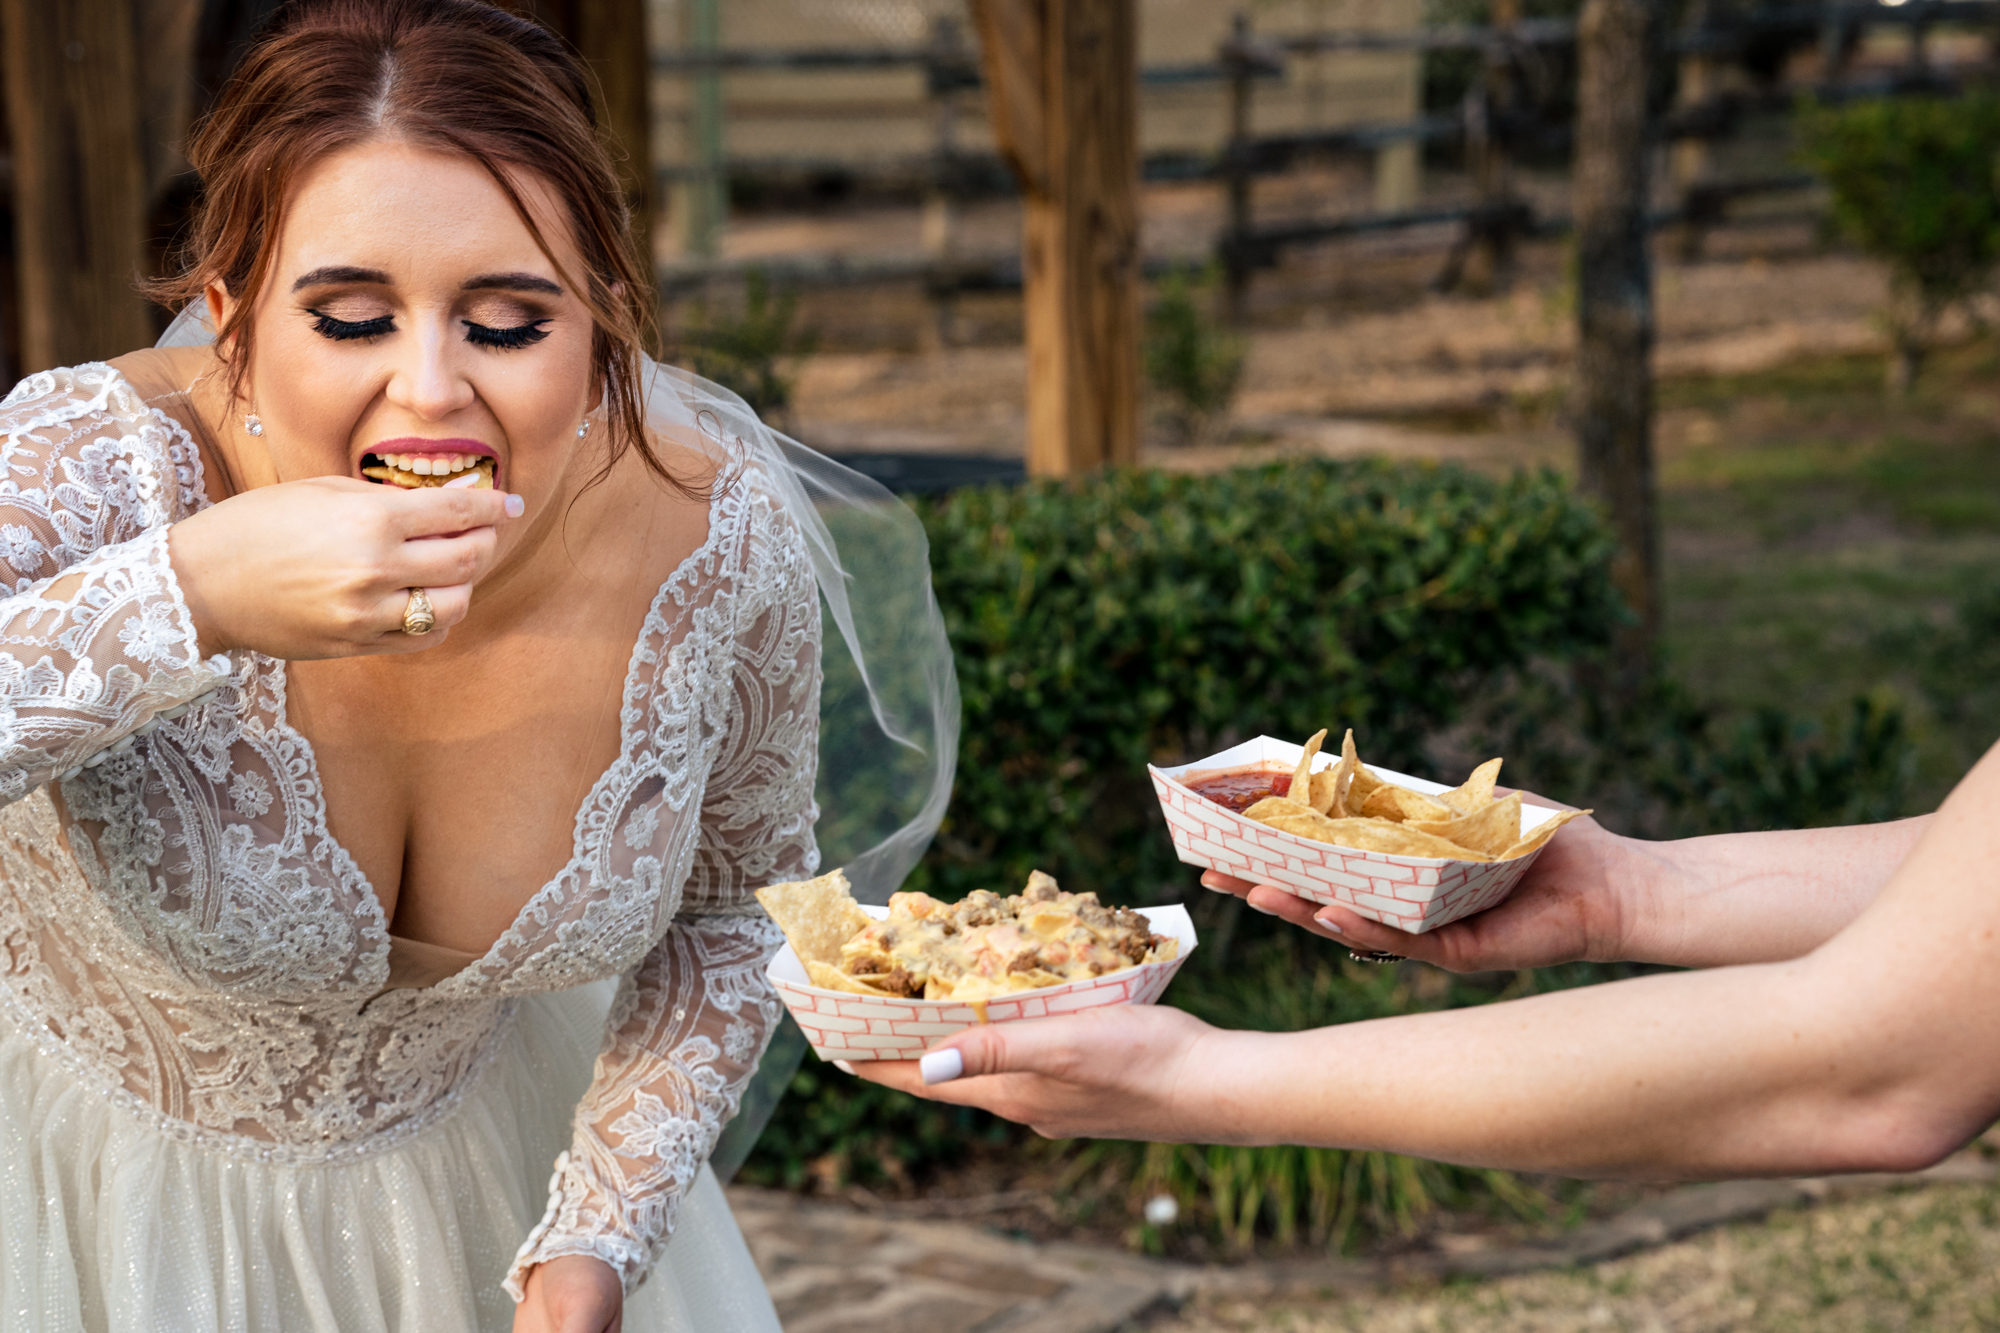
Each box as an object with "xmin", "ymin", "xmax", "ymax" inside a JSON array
[
  {"xmin": 1798, "ymin": 92, "xmax": 2000, "ymax": 391},
  {"xmin": 905, "ymin": 458, "xmax": 1624, "ymax": 907},
  {"xmin": 1461, "ymin": 665, "xmax": 1914, "ymax": 839},
  {"xmin": 1143, "ymin": 264, "xmax": 1247, "ymax": 444},
  {"xmin": 680, "ymin": 268, "xmax": 818, "ymax": 420}
]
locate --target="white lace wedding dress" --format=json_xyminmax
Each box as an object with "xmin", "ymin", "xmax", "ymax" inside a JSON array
[{"xmin": 0, "ymin": 363, "xmax": 813, "ymax": 1331}]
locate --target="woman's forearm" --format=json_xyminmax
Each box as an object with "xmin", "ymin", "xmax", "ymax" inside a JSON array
[
  {"xmin": 1186, "ymin": 948, "xmax": 1968, "ymax": 1179},
  {"xmin": 1189, "ymin": 769, "xmax": 2000, "ymax": 1177},
  {"xmin": 1622, "ymin": 815, "xmax": 1931, "ymax": 967}
]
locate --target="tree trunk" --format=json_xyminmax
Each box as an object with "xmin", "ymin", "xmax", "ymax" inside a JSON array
[
  {"xmin": 971, "ymin": 0, "xmax": 1139, "ymax": 477},
  {"xmin": 1573, "ymin": 0, "xmax": 1660, "ymax": 693},
  {"xmin": 1, "ymin": 0, "xmax": 155, "ymax": 372}
]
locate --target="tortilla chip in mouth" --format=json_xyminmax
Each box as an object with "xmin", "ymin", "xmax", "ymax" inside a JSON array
[{"xmin": 360, "ymin": 452, "xmax": 496, "ymax": 489}]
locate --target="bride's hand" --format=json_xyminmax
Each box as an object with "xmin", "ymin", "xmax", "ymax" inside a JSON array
[
  {"xmin": 1202, "ymin": 799, "xmax": 1658, "ymax": 972},
  {"xmin": 168, "ymin": 478, "xmax": 521, "ymax": 660},
  {"xmin": 854, "ymin": 1003, "xmax": 1221, "ymax": 1142},
  {"xmin": 513, "ymin": 1255, "xmax": 623, "ymax": 1333}
]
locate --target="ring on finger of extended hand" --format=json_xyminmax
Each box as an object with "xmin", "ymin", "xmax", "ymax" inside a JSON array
[
  {"xmin": 402, "ymin": 586, "xmax": 436, "ymax": 636},
  {"xmin": 1348, "ymin": 949, "xmax": 1404, "ymax": 964}
]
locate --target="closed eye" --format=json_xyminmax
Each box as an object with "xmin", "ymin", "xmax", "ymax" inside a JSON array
[
  {"xmin": 311, "ymin": 311, "xmax": 393, "ymax": 342},
  {"xmin": 464, "ymin": 319, "xmax": 551, "ymax": 350}
]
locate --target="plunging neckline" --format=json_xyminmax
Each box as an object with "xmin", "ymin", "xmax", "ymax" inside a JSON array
[{"xmin": 132, "ymin": 369, "xmax": 730, "ymax": 991}]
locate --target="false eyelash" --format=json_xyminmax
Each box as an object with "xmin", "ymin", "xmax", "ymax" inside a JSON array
[
  {"xmin": 310, "ymin": 311, "xmax": 394, "ymax": 342},
  {"xmin": 464, "ymin": 319, "xmax": 551, "ymax": 350}
]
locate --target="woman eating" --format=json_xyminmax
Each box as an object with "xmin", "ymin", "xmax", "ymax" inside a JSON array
[{"xmin": 0, "ymin": 2, "xmax": 959, "ymax": 1329}]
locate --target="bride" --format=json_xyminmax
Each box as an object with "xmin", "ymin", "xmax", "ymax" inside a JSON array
[{"xmin": 0, "ymin": 1, "xmax": 954, "ymax": 1329}]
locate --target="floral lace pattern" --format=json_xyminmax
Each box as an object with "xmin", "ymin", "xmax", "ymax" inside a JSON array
[{"xmin": 0, "ymin": 365, "xmax": 821, "ymax": 1297}]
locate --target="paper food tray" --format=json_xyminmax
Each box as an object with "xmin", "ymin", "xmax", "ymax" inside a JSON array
[
  {"xmin": 1150, "ymin": 735, "xmax": 1562, "ymax": 934},
  {"xmin": 770, "ymin": 903, "xmax": 1196, "ymax": 1063}
]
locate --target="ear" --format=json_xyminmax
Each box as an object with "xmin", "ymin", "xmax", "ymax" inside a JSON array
[{"xmin": 204, "ymin": 281, "xmax": 234, "ymax": 351}]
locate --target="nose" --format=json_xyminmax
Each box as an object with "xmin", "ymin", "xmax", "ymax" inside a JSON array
[{"xmin": 384, "ymin": 312, "xmax": 476, "ymax": 421}]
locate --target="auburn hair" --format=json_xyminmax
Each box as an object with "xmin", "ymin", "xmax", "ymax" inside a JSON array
[{"xmin": 149, "ymin": 0, "xmax": 690, "ymax": 495}]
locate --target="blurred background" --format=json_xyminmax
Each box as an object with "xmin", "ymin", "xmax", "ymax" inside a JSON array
[{"xmin": 8, "ymin": 1, "xmax": 2000, "ymax": 1328}]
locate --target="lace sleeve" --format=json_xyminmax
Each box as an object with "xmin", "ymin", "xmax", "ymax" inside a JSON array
[
  {"xmin": 507, "ymin": 496, "xmax": 822, "ymax": 1298},
  {"xmin": 0, "ymin": 366, "xmax": 230, "ymax": 806}
]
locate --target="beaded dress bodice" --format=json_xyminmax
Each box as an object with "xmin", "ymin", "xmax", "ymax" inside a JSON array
[{"xmin": 0, "ymin": 364, "xmax": 821, "ymax": 1294}]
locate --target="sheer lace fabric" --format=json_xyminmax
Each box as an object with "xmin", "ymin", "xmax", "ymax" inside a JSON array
[{"xmin": 0, "ymin": 364, "xmax": 817, "ymax": 1322}]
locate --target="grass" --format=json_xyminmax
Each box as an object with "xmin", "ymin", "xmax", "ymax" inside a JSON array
[{"xmin": 1655, "ymin": 337, "xmax": 2000, "ymax": 808}]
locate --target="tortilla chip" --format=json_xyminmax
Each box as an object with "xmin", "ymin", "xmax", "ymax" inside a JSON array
[
  {"xmin": 756, "ymin": 869, "xmax": 870, "ymax": 967},
  {"xmin": 1440, "ymin": 757, "xmax": 1504, "ymax": 815},
  {"xmin": 1410, "ymin": 792, "xmax": 1522, "ymax": 858},
  {"xmin": 1498, "ymin": 807, "xmax": 1592, "ymax": 860},
  {"xmin": 1243, "ymin": 795, "xmax": 1321, "ymax": 822},
  {"xmin": 1257, "ymin": 811, "xmax": 1495, "ymax": 861},
  {"xmin": 806, "ymin": 959, "xmax": 898, "ymax": 995},
  {"xmin": 1290, "ymin": 729, "xmax": 1327, "ymax": 811},
  {"xmin": 1358, "ymin": 783, "xmax": 1456, "ymax": 824},
  {"xmin": 1311, "ymin": 728, "xmax": 1358, "ymax": 818},
  {"xmin": 1346, "ymin": 763, "xmax": 1384, "ymax": 808}
]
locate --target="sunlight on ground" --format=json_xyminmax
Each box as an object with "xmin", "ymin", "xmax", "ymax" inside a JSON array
[{"xmin": 1163, "ymin": 1181, "xmax": 2000, "ymax": 1332}]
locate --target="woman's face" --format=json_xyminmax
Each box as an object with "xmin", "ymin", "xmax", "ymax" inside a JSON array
[{"xmin": 213, "ymin": 138, "xmax": 598, "ymax": 520}]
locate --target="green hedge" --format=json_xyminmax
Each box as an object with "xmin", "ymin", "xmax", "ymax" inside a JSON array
[
  {"xmin": 906, "ymin": 458, "xmax": 1624, "ymax": 903},
  {"xmin": 750, "ymin": 457, "xmax": 1920, "ymax": 1249},
  {"xmin": 746, "ymin": 458, "xmax": 1622, "ymax": 1195}
]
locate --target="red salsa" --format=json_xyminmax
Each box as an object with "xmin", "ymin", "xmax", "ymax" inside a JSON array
[{"xmin": 1183, "ymin": 766, "xmax": 1292, "ymax": 813}]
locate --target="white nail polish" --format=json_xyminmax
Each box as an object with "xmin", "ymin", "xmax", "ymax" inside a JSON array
[
  {"xmin": 1316, "ymin": 918, "xmax": 1344, "ymax": 934},
  {"xmin": 919, "ymin": 1049, "xmax": 964, "ymax": 1085},
  {"xmin": 832, "ymin": 1059, "xmax": 856, "ymax": 1075},
  {"xmin": 1247, "ymin": 901, "xmax": 1276, "ymax": 916}
]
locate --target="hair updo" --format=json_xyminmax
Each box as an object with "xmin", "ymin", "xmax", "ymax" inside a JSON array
[{"xmin": 150, "ymin": 0, "xmax": 684, "ymax": 492}]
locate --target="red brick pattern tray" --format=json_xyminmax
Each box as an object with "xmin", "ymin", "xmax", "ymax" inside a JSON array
[
  {"xmin": 1150, "ymin": 736, "xmax": 1555, "ymax": 934},
  {"xmin": 770, "ymin": 905, "xmax": 1196, "ymax": 1062}
]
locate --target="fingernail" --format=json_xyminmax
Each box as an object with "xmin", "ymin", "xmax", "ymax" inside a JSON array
[
  {"xmin": 442, "ymin": 472, "xmax": 480, "ymax": 489},
  {"xmin": 919, "ymin": 1049, "xmax": 964, "ymax": 1085},
  {"xmin": 1314, "ymin": 914, "xmax": 1344, "ymax": 934},
  {"xmin": 1247, "ymin": 901, "xmax": 1276, "ymax": 916},
  {"xmin": 504, "ymin": 493, "xmax": 525, "ymax": 518},
  {"xmin": 832, "ymin": 1059, "xmax": 856, "ymax": 1075}
]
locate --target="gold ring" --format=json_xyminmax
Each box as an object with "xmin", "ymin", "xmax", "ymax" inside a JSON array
[{"xmin": 402, "ymin": 587, "xmax": 436, "ymax": 636}]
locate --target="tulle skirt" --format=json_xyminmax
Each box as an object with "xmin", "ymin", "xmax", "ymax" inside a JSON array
[{"xmin": 0, "ymin": 981, "xmax": 783, "ymax": 1333}]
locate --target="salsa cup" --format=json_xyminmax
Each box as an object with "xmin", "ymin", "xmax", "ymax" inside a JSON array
[
  {"xmin": 769, "ymin": 904, "xmax": 1197, "ymax": 1063},
  {"xmin": 1149, "ymin": 735, "xmax": 1563, "ymax": 934}
]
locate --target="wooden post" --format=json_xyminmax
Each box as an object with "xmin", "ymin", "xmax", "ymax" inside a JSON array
[
  {"xmin": 1469, "ymin": 0, "xmax": 1521, "ymax": 290},
  {"xmin": 921, "ymin": 14, "xmax": 973, "ymax": 351},
  {"xmin": 1, "ymin": 0, "xmax": 155, "ymax": 371},
  {"xmin": 970, "ymin": 0, "xmax": 1140, "ymax": 477},
  {"xmin": 501, "ymin": 1, "xmax": 654, "ymax": 263},
  {"xmin": 1573, "ymin": 0, "xmax": 1661, "ymax": 689},
  {"xmin": 1669, "ymin": 0, "xmax": 1713, "ymax": 260},
  {"xmin": 1222, "ymin": 12, "xmax": 1254, "ymax": 323}
]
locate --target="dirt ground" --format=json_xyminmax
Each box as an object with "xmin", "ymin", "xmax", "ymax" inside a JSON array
[
  {"xmin": 703, "ymin": 177, "xmax": 1915, "ymax": 473},
  {"xmin": 1156, "ymin": 1179, "xmax": 2000, "ymax": 1333}
]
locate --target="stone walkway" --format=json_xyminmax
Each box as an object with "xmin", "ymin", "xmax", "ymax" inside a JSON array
[{"xmin": 727, "ymin": 1153, "xmax": 1998, "ymax": 1333}]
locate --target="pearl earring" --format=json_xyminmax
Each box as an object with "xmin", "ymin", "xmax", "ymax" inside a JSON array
[
  {"xmin": 244, "ymin": 414, "xmax": 265, "ymax": 437},
  {"xmin": 576, "ymin": 419, "xmax": 591, "ymax": 439}
]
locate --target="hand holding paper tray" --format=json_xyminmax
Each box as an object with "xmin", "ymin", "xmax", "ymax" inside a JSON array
[
  {"xmin": 757, "ymin": 870, "xmax": 1196, "ymax": 1062},
  {"xmin": 1151, "ymin": 730, "xmax": 1587, "ymax": 934}
]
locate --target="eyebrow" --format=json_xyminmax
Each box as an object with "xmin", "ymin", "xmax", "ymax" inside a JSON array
[
  {"xmin": 287, "ymin": 267, "xmax": 563, "ymax": 296},
  {"xmin": 461, "ymin": 272, "xmax": 563, "ymax": 296},
  {"xmin": 291, "ymin": 265, "xmax": 389, "ymax": 291}
]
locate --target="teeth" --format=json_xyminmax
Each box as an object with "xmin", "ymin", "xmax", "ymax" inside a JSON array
[{"xmin": 412, "ymin": 458, "xmax": 434, "ymax": 475}]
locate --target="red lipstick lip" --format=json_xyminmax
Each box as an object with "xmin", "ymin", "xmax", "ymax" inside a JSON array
[{"xmin": 357, "ymin": 437, "xmax": 503, "ymax": 488}]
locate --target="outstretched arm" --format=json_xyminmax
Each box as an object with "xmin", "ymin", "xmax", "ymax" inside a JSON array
[
  {"xmin": 861, "ymin": 741, "xmax": 2000, "ymax": 1181},
  {"xmin": 1210, "ymin": 795, "xmax": 1930, "ymax": 971}
]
